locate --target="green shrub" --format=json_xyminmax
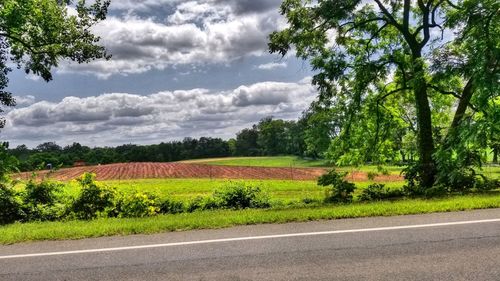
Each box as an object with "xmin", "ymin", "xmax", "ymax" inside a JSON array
[
  {"xmin": 116, "ymin": 192, "xmax": 160, "ymax": 218},
  {"xmin": 301, "ymin": 197, "xmax": 318, "ymax": 204},
  {"xmin": 474, "ymin": 178, "xmax": 500, "ymax": 191},
  {"xmin": 23, "ymin": 180, "xmax": 63, "ymax": 205},
  {"xmin": 318, "ymin": 170, "xmax": 356, "ymax": 203},
  {"xmin": 0, "ymin": 143, "xmax": 19, "ymax": 183},
  {"xmin": 159, "ymin": 198, "xmax": 184, "ymax": 214},
  {"xmin": 213, "ymin": 183, "xmax": 270, "ymax": 209},
  {"xmin": 377, "ymin": 166, "xmax": 390, "ymax": 176},
  {"xmin": 359, "ymin": 184, "xmax": 404, "ymax": 201},
  {"xmin": 21, "ymin": 180, "xmax": 66, "ymax": 221},
  {"xmin": 71, "ymin": 173, "xmax": 116, "ymax": 220},
  {"xmin": 0, "ymin": 184, "xmax": 23, "ymax": 225},
  {"xmin": 186, "ymin": 196, "xmax": 218, "ymax": 212},
  {"xmin": 367, "ymin": 171, "xmax": 378, "ymax": 180}
]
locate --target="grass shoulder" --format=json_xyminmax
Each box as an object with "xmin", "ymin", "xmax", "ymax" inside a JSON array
[{"xmin": 1, "ymin": 192, "xmax": 499, "ymax": 245}]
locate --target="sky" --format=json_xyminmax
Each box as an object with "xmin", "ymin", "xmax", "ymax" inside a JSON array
[{"xmin": 2, "ymin": 0, "xmax": 317, "ymax": 148}]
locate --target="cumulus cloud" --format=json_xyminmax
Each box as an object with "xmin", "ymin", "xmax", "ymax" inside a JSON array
[
  {"xmin": 3, "ymin": 78, "xmax": 316, "ymax": 147},
  {"xmin": 60, "ymin": 0, "xmax": 283, "ymax": 78}
]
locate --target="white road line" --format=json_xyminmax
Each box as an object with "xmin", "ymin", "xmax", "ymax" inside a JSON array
[{"xmin": 1, "ymin": 218, "xmax": 499, "ymax": 260}]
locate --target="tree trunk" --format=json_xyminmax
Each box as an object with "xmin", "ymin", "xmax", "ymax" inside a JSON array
[
  {"xmin": 493, "ymin": 147, "xmax": 498, "ymax": 164},
  {"xmin": 450, "ymin": 79, "xmax": 474, "ymax": 131},
  {"xmin": 413, "ymin": 58, "xmax": 436, "ymax": 188}
]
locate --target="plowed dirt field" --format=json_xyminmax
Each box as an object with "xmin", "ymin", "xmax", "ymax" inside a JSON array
[{"xmin": 15, "ymin": 162, "xmax": 404, "ymax": 182}]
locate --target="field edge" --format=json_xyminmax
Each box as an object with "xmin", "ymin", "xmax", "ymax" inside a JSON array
[{"xmin": 1, "ymin": 193, "xmax": 499, "ymax": 245}]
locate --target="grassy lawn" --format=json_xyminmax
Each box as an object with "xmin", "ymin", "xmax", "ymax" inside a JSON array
[
  {"xmin": 58, "ymin": 178, "xmax": 405, "ymax": 203},
  {"xmin": 1, "ymin": 192, "xmax": 499, "ymax": 244},
  {"xmin": 180, "ymin": 156, "xmax": 403, "ymax": 175},
  {"xmin": 180, "ymin": 156, "xmax": 331, "ymax": 167},
  {"xmin": 180, "ymin": 156, "xmax": 500, "ymax": 178}
]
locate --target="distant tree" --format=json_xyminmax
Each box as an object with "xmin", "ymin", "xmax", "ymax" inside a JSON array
[
  {"xmin": 227, "ymin": 138, "xmax": 237, "ymax": 156},
  {"xmin": 257, "ymin": 117, "xmax": 288, "ymax": 155},
  {"xmin": 194, "ymin": 137, "xmax": 230, "ymax": 158},
  {"xmin": 0, "ymin": 0, "xmax": 110, "ymax": 128},
  {"xmin": 235, "ymin": 127, "xmax": 261, "ymax": 156},
  {"xmin": 284, "ymin": 119, "xmax": 307, "ymax": 156},
  {"xmin": 36, "ymin": 142, "xmax": 62, "ymax": 153}
]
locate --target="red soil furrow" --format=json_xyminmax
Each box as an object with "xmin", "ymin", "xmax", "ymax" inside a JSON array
[{"xmin": 13, "ymin": 162, "xmax": 404, "ymax": 182}]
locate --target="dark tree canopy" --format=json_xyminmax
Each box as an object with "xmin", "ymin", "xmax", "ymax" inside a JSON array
[
  {"xmin": 270, "ymin": 0, "xmax": 499, "ymax": 189},
  {"xmin": 0, "ymin": 0, "xmax": 110, "ymax": 127}
]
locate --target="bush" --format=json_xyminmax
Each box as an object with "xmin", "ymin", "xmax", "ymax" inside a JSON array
[
  {"xmin": 367, "ymin": 171, "xmax": 378, "ymax": 180},
  {"xmin": 71, "ymin": 173, "xmax": 116, "ymax": 220},
  {"xmin": 23, "ymin": 180, "xmax": 62, "ymax": 205},
  {"xmin": 213, "ymin": 183, "xmax": 270, "ymax": 209},
  {"xmin": 318, "ymin": 170, "xmax": 356, "ymax": 203},
  {"xmin": 21, "ymin": 180, "xmax": 66, "ymax": 221},
  {"xmin": 186, "ymin": 196, "xmax": 218, "ymax": 212},
  {"xmin": 116, "ymin": 192, "xmax": 160, "ymax": 218},
  {"xmin": 0, "ymin": 184, "xmax": 23, "ymax": 225},
  {"xmin": 359, "ymin": 184, "xmax": 404, "ymax": 201},
  {"xmin": 377, "ymin": 166, "xmax": 390, "ymax": 176},
  {"xmin": 159, "ymin": 198, "xmax": 185, "ymax": 214},
  {"xmin": 475, "ymin": 178, "xmax": 500, "ymax": 191}
]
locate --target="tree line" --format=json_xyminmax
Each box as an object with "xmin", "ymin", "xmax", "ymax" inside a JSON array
[{"xmin": 7, "ymin": 117, "xmax": 309, "ymax": 171}]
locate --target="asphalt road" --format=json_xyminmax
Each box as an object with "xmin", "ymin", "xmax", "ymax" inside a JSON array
[{"xmin": 1, "ymin": 209, "xmax": 499, "ymax": 281}]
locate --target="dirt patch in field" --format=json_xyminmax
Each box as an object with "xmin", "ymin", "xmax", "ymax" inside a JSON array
[
  {"xmin": 345, "ymin": 171, "xmax": 403, "ymax": 182},
  {"xmin": 14, "ymin": 162, "xmax": 404, "ymax": 182}
]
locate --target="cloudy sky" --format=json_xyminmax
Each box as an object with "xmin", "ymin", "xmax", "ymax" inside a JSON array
[{"xmin": 2, "ymin": 0, "xmax": 316, "ymax": 148}]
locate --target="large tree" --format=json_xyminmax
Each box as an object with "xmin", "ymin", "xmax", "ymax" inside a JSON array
[
  {"xmin": 270, "ymin": 0, "xmax": 499, "ymax": 189},
  {"xmin": 0, "ymin": 0, "xmax": 110, "ymax": 127}
]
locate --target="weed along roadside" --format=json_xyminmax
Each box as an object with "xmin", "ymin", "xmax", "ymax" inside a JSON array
[{"xmin": 1, "ymin": 170, "xmax": 499, "ymax": 244}]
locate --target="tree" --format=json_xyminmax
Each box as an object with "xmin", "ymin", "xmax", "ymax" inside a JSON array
[
  {"xmin": 270, "ymin": 0, "xmax": 499, "ymax": 189},
  {"xmin": 235, "ymin": 127, "xmax": 261, "ymax": 156},
  {"xmin": 257, "ymin": 117, "xmax": 288, "ymax": 155},
  {"xmin": 0, "ymin": 0, "xmax": 110, "ymax": 127}
]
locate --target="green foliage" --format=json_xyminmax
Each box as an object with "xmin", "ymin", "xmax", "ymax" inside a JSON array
[
  {"xmin": 23, "ymin": 180, "xmax": 62, "ymax": 206},
  {"xmin": 116, "ymin": 192, "xmax": 160, "ymax": 218},
  {"xmin": 0, "ymin": 0, "xmax": 110, "ymax": 126},
  {"xmin": 0, "ymin": 142, "xmax": 18, "ymax": 182},
  {"xmin": 71, "ymin": 173, "xmax": 116, "ymax": 220},
  {"xmin": 22, "ymin": 180, "xmax": 65, "ymax": 221},
  {"xmin": 367, "ymin": 171, "xmax": 378, "ymax": 181},
  {"xmin": 269, "ymin": 0, "xmax": 500, "ymax": 190},
  {"xmin": 159, "ymin": 198, "xmax": 185, "ymax": 214},
  {"xmin": 317, "ymin": 170, "xmax": 356, "ymax": 203},
  {"xmin": 213, "ymin": 183, "xmax": 270, "ymax": 210},
  {"xmin": 0, "ymin": 183, "xmax": 23, "ymax": 225},
  {"xmin": 359, "ymin": 184, "xmax": 403, "ymax": 202},
  {"xmin": 186, "ymin": 196, "xmax": 218, "ymax": 212}
]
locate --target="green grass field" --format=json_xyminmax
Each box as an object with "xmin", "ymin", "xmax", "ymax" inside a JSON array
[
  {"xmin": 180, "ymin": 156, "xmax": 331, "ymax": 167},
  {"xmin": 58, "ymin": 178, "xmax": 405, "ymax": 204},
  {"xmin": 181, "ymin": 156, "xmax": 402, "ymax": 175},
  {"xmin": 182, "ymin": 156, "xmax": 500, "ymax": 178}
]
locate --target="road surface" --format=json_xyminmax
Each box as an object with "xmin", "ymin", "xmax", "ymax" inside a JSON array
[{"xmin": 1, "ymin": 209, "xmax": 499, "ymax": 280}]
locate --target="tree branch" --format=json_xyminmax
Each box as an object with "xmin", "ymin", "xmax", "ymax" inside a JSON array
[
  {"xmin": 378, "ymin": 87, "xmax": 411, "ymax": 101},
  {"xmin": 373, "ymin": 0, "xmax": 404, "ymax": 32},
  {"xmin": 340, "ymin": 17, "xmax": 386, "ymax": 35},
  {"xmin": 403, "ymin": 0, "xmax": 411, "ymax": 33}
]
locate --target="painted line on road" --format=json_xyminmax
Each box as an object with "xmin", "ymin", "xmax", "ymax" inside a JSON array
[{"xmin": 1, "ymin": 218, "xmax": 499, "ymax": 260}]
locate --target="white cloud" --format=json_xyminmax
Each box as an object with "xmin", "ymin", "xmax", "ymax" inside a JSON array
[
  {"xmin": 3, "ymin": 78, "xmax": 316, "ymax": 147},
  {"xmin": 59, "ymin": 0, "xmax": 283, "ymax": 78},
  {"xmin": 257, "ymin": 62, "xmax": 287, "ymax": 70}
]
